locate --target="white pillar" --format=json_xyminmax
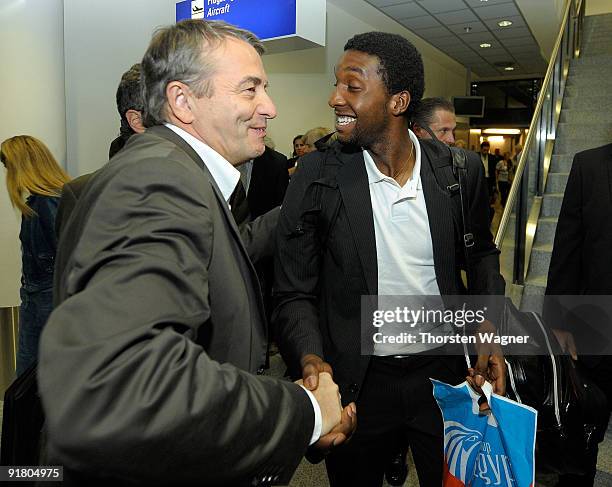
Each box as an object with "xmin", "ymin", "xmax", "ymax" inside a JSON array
[{"xmin": 0, "ymin": 0, "xmax": 66, "ymax": 308}]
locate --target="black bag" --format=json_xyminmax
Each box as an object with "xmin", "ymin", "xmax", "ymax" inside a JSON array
[
  {"xmin": 448, "ymin": 145, "xmax": 608, "ymax": 476},
  {"xmin": 1, "ymin": 363, "xmax": 45, "ymax": 466}
]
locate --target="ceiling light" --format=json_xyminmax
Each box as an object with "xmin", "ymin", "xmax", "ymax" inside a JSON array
[
  {"xmin": 483, "ymin": 128, "xmax": 522, "ymax": 135},
  {"xmin": 480, "ymin": 43, "xmax": 492, "ymax": 48},
  {"xmin": 498, "ymin": 20, "xmax": 513, "ymax": 27},
  {"xmin": 504, "ymin": 66, "xmax": 515, "ymax": 71}
]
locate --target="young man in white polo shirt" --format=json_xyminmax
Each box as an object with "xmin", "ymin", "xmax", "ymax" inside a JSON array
[{"xmin": 274, "ymin": 31, "xmax": 506, "ymax": 486}]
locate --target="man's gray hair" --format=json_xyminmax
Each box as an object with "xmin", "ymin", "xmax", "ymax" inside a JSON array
[
  {"xmin": 411, "ymin": 97, "xmax": 455, "ymax": 129},
  {"xmin": 141, "ymin": 19, "xmax": 265, "ymax": 127}
]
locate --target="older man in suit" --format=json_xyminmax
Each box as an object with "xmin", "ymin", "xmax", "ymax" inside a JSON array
[
  {"xmin": 39, "ymin": 19, "xmax": 355, "ymax": 486},
  {"xmin": 274, "ymin": 31, "xmax": 505, "ymax": 486}
]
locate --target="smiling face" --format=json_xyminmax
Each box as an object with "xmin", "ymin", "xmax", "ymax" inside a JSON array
[
  {"xmin": 328, "ymin": 50, "xmax": 393, "ymax": 148},
  {"xmin": 182, "ymin": 37, "xmax": 276, "ymax": 165}
]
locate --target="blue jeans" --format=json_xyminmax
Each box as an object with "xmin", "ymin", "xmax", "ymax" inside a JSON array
[{"xmin": 16, "ymin": 287, "xmax": 53, "ymax": 377}]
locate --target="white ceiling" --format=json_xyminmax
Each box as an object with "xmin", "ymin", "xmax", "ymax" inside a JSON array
[{"xmin": 363, "ymin": 0, "xmax": 549, "ymax": 78}]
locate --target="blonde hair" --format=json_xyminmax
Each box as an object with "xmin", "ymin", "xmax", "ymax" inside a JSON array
[
  {"xmin": 302, "ymin": 127, "xmax": 333, "ymax": 152},
  {"xmin": 1, "ymin": 135, "xmax": 70, "ymax": 217}
]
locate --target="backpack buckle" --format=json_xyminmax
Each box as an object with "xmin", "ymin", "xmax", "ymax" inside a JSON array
[
  {"xmin": 464, "ymin": 233, "xmax": 475, "ymax": 248},
  {"xmin": 447, "ymin": 183, "xmax": 460, "ymax": 194}
]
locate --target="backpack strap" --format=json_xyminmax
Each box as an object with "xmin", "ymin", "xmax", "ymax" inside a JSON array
[{"xmin": 449, "ymin": 146, "xmax": 474, "ymax": 290}]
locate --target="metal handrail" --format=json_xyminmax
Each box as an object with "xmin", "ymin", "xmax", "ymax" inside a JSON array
[{"xmin": 494, "ymin": 0, "xmax": 583, "ymax": 249}]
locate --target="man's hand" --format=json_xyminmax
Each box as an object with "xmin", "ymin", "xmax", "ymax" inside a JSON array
[
  {"xmin": 552, "ymin": 328, "xmax": 578, "ymax": 360},
  {"xmin": 466, "ymin": 320, "xmax": 506, "ymax": 411},
  {"xmin": 296, "ymin": 371, "xmax": 342, "ymax": 436},
  {"xmin": 301, "ymin": 353, "xmax": 333, "ymax": 391},
  {"xmin": 306, "ymin": 403, "xmax": 357, "ymax": 463}
]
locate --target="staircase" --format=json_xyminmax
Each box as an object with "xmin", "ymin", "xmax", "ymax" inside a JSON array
[{"xmin": 522, "ymin": 12, "xmax": 612, "ymax": 305}]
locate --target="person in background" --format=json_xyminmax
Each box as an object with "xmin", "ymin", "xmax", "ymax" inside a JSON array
[
  {"xmin": 287, "ymin": 134, "xmax": 305, "ymax": 171},
  {"xmin": 454, "ymin": 139, "xmax": 466, "ymax": 149},
  {"xmin": 1, "ymin": 135, "xmax": 70, "ymax": 376},
  {"xmin": 288, "ymin": 127, "xmax": 333, "ymax": 176},
  {"xmin": 109, "ymin": 63, "xmax": 145, "ymax": 158},
  {"xmin": 411, "ymin": 97, "xmax": 456, "ymax": 146},
  {"xmin": 302, "ymin": 126, "xmax": 333, "ymax": 154},
  {"xmin": 513, "ymin": 144, "xmax": 523, "ymax": 171},
  {"xmin": 56, "ymin": 64, "xmax": 146, "ymax": 241},
  {"xmin": 480, "ymin": 141, "xmax": 499, "ymax": 223},
  {"xmin": 496, "ymin": 153, "xmax": 513, "ymax": 207}
]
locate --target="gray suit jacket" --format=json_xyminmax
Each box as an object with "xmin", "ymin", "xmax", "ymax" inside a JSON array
[{"xmin": 39, "ymin": 126, "xmax": 313, "ymax": 486}]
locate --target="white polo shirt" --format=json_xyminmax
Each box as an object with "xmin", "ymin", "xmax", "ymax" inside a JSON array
[{"xmin": 364, "ymin": 130, "xmax": 451, "ymax": 355}]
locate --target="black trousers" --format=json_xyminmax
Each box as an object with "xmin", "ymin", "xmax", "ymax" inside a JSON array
[
  {"xmin": 325, "ymin": 354, "xmax": 464, "ymax": 487},
  {"xmin": 498, "ymin": 181, "xmax": 511, "ymax": 207}
]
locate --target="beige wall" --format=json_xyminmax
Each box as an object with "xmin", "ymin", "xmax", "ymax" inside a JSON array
[
  {"xmin": 515, "ymin": 0, "xmax": 566, "ymax": 60},
  {"xmin": 586, "ymin": 0, "xmax": 612, "ymax": 16},
  {"xmin": 0, "ymin": 0, "xmax": 66, "ymax": 307},
  {"xmin": 63, "ymin": 0, "xmax": 467, "ymax": 169}
]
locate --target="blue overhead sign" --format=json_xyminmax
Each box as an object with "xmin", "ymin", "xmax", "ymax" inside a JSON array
[{"xmin": 176, "ymin": 0, "xmax": 297, "ymax": 41}]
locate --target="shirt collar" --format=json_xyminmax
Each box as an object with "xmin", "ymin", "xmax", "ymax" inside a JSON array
[
  {"xmin": 164, "ymin": 123, "xmax": 240, "ymax": 202},
  {"xmin": 363, "ymin": 129, "xmax": 422, "ymax": 194}
]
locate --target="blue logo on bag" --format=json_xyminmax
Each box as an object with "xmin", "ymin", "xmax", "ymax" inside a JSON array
[
  {"xmin": 433, "ymin": 379, "xmax": 537, "ymax": 487},
  {"xmin": 444, "ymin": 421, "xmax": 483, "ymax": 481}
]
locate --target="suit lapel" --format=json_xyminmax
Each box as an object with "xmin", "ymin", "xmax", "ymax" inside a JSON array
[
  {"xmin": 420, "ymin": 144, "xmax": 458, "ymax": 295},
  {"xmin": 335, "ymin": 149, "xmax": 378, "ymax": 296},
  {"xmin": 148, "ymin": 126, "xmax": 252, "ymax": 260},
  {"xmin": 148, "ymin": 127, "xmax": 267, "ymax": 333}
]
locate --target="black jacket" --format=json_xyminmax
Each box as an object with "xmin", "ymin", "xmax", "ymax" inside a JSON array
[
  {"xmin": 248, "ymin": 147, "xmax": 289, "ymax": 219},
  {"xmin": 273, "ymin": 139, "xmax": 505, "ymax": 404}
]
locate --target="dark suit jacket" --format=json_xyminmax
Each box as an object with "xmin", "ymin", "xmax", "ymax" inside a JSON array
[
  {"xmin": 273, "ymin": 140, "xmax": 504, "ymax": 405},
  {"xmin": 545, "ymin": 144, "xmax": 612, "ymax": 346},
  {"xmin": 39, "ymin": 126, "xmax": 313, "ymax": 486},
  {"xmin": 54, "ymin": 143, "xmax": 280, "ymax": 305},
  {"xmin": 248, "ymin": 147, "xmax": 289, "ymax": 219},
  {"xmin": 480, "ymin": 153, "xmax": 499, "ymax": 180},
  {"xmin": 546, "ymin": 143, "xmax": 612, "ymax": 294}
]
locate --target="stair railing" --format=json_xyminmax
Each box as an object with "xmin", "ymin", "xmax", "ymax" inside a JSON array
[{"xmin": 494, "ymin": 0, "xmax": 585, "ymax": 287}]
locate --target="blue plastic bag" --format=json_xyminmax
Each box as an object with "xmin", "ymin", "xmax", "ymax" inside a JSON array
[{"xmin": 432, "ymin": 379, "xmax": 537, "ymax": 487}]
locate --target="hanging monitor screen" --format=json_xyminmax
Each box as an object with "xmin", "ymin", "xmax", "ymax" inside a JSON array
[{"xmin": 453, "ymin": 96, "xmax": 485, "ymax": 118}]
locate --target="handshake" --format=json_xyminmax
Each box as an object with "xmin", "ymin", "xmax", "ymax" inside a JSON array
[{"xmin": 296, "ymin": 354, "xmax": 357, "ymax": 459}]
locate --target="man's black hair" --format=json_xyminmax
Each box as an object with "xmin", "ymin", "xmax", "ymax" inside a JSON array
[
  {"xmin": 481, "ymin": 141, "xmax": 490, "ymax": 148},
  {"xmin": 116, "ymin": 64, "xmax": 144, "ymax": 137},
  {"xmin": 344, "ymin": 32, "xmax": 424, "ymax": 118}
]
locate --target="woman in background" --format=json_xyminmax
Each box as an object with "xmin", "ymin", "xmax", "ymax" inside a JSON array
[
  {"xmin": 286, "ymin": 134, "xmax": 305, "ymax": 173},
  {"xmin": 288, "ymin": 127, "xmax": 334, "ymax": 176},
  {"xmin": 1, "ymin": 135, "xmax": 70, "ymax": 376},
  {"xmin": 496, "ymin": 152, "xmax": 513, "ymax": 207}
]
